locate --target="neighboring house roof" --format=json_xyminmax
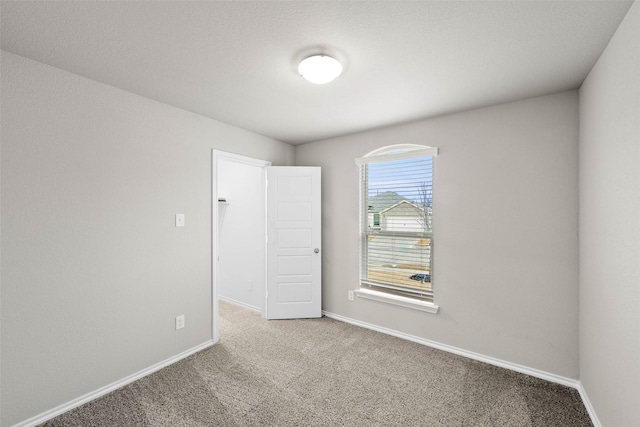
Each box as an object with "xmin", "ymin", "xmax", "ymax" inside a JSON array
[
  {"xmin": 380, "ymin": 199, "xmax": 424, "ymax": 215},
  {"xmin": 369, "ymin": 191, "xmax": 426, "ymax": 214},
  {"xmin": 368, "ymin": 191, "xmax": 407, "ymax": 212}
]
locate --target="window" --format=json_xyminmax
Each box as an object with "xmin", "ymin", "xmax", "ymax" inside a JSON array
[{"xmin": 355, "ymin": 145, "xmax": 438, "ymax": 312}]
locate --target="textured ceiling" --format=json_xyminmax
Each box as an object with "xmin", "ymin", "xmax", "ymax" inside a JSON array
[{"xmin": 1, "ymin": 1, "xmax": 633, "ymax": 144}]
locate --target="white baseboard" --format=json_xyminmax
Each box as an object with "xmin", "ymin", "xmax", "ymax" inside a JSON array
[
  {"xmin": 322, "ymin": 310, "xmax": 602, "ymax": 426},
  {"xmin": 322, "ymin": 310, "xmax": 580, "ymax": 387},
  {"xmin": 12, "ymin": 340, "xmax": 214, "ymax": 427},
  {"xmin": 218, "ymin": 296, "xmax": 262, "ymax": 315},
  {"xmin": 13, "ymin": 314, "xmax": 601, "ymax": 427},
  {"xmin": 576, "ymin": 382, "xmax": 602, "ymax": 427}
]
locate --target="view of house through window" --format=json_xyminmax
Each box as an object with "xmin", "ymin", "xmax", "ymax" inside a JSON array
[{"xmin": 357, "ymin": 146, "xmax": 436, "ymax": 301}]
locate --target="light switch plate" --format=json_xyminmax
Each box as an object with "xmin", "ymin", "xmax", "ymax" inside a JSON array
[{"xmin": 175, "ymin": 214, "xmax": 185, "ymax": 227}]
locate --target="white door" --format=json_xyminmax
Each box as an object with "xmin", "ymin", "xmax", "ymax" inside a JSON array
[{"xmin": 266, "ymin": 167, "xmax": 321, "ymax": 319}]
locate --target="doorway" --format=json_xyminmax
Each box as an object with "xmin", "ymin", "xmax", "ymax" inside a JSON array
[
  {"xmin": 212, "ymin": 151, "xmax": 270, "ymax": 343},
  {"xmin": 212, "ymin": 151, "xmax": 322, "ymax": 343}
]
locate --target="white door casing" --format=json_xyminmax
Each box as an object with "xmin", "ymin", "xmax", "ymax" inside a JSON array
[{"xmin": 266, "ymin": 167, "xmax": 322, "ymax": 319}]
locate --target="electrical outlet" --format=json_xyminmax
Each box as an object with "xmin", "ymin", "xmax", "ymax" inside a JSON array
[
  {"xmin": 175, "ymin": 315, "xmax": 185, "ymax": 330},
  {"xmin": 175, "ymin": 214, "xmax": 185, "ymax": 227},
  {"xmin": 348, "ymin": 290, "xmax": 355, "ymax": 301}
]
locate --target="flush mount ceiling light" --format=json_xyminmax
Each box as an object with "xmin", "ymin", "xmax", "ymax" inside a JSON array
[{"xmin": 298, "ymin": 55, "xmax": 343, "ymax": 84}]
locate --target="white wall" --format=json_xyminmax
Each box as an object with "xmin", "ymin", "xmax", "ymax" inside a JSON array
[
  {"xmin": 0, "ymin": 51, "xmax": 294, "ymax": 426},
  {"xmin": 296, "ymin": 91, "xmax": 579, "ymax": 379},
  {"xmin": 578, "ymin": 1, "xmax": 640, "ymax": 425},
  {"xmin": 217, "ymin": 158, "xmax": 266, "ymax": 312}
]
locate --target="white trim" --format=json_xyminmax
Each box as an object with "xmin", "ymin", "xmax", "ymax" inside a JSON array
[
  {"xmin": 12, "ymin": 340, "xmax": 214, "ymax": 427},
  {"xmin": 576, "ymin": 383, "xmax": 602, "ymax": 427},
  {"xmin": 218, "ymin": 295, "xmax": 262, "ymax": 315},
  {"xmin": 321, "ymin": 310, "xmax": 579, "ymax": 389},
  {"xmin": 355, "ymin": 147, "xmax": 438, "ymax": 165},
  {"xmin": 362, "ymin": 143, "xmax": 436, "ymax": 158},
  {"xmin": 355, "ymin": 288, "xmax": 439, "ymax": 313},
  {"xmin": 213, "ymin": 150, "xmax": 272, "ymax": 168}
]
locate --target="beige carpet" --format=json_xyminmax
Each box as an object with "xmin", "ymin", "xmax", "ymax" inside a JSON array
[{"xmin": 41, "ymin": 300, "xmax": 592, "ymax": 426}]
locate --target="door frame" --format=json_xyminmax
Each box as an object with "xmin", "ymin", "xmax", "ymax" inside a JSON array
[{"xmin": 211, "ymin": 150, "xmax": 271, "ymax": 343}]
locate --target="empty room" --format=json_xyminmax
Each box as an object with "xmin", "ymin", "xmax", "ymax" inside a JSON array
[{"xmin": 1, "ymin": 1, "xmax": 638, "ymax": 427}]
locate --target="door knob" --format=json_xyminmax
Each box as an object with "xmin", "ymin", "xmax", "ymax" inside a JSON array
[{"xmin": 314, "ymin": 248, "xmax": 320, "ymax": 254}]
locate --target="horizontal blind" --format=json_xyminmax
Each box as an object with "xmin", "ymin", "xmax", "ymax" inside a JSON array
[{"xmin": 360, "ymin": 154, "xmax": 434, "ymax": 301}]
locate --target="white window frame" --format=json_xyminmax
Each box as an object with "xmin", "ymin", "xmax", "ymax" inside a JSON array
[{"xmin": 355, "ymin": 145, "xmax": 439, "ymax": 314}]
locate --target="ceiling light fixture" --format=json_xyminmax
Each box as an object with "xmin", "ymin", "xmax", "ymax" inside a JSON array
[{"xmin": 298, "ymin": 55, "xmax": 342, "ymax": 84}]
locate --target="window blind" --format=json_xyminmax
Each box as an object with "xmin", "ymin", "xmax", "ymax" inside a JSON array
[{"xmin": 359, "ymin": 152, "xmax": 435, "ymax": 301}]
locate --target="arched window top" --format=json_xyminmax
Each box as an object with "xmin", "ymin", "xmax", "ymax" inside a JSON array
[
  {"xmin": 364, "ymin": 144, "xmax": 431, "ymax": 157},
  {"xmin": 355, "ymin": 144, "xmax": 438, "ymax": 165}
]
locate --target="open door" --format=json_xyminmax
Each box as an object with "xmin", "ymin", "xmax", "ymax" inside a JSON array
[{"xmin": 266, "ymin": 167, "xmax": 321, "ymax": 319}]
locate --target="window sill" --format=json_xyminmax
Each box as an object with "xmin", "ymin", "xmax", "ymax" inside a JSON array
[{"xmin": 355, "ymin": 288, "xmax": 439, "ymax": 314}]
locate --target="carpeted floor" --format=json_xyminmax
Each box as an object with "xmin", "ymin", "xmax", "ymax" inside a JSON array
[{"xmin": 41, "ymin": 301, "xmax": 592, "ymax": 426}]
